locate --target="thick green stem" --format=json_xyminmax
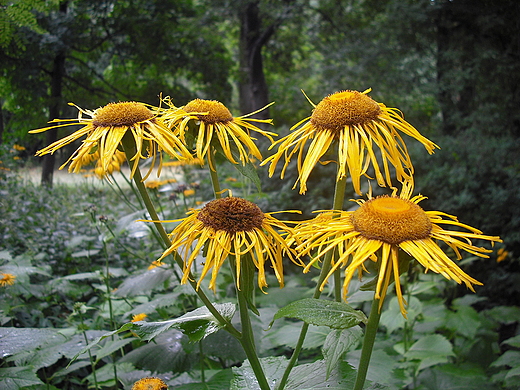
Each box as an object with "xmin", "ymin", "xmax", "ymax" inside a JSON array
[
  {"xmin": 277, "ymin": 176, "xmax": 348, "ymax": 390},
  {"xmin": 121, "ymin": 138, "xmax": 240, "ymax": 339},
  {"xmin": 231, "ymin": 257, "xmax": 271, "ymax": 390},
  {"xmin": 353, "ymin": 296, "xmax": 382, "ymax": 390}
]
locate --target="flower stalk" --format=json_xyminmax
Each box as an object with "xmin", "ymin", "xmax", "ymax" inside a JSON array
[
  {"xmin": 120, "ymin": 135, "xmax": 240, "ymax": 339},
  {"xmin": 354, "ymin": 296, "xmax": 383, "ymax": 390}
]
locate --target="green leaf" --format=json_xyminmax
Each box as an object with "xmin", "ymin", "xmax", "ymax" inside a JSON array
[
  {"xmin": 231, "ymin": 356, "xmax": 288, "ymax": 390},
  {"xmin": 270, "ymin": 298, "xmax": 367, "ymax": 329},
  {"xmin": 0, "ymin": 367, "xmax": 44, "ymax": 389},
  {"xmin": 134, "ymin": 302, "xmax": 236, "ymax": 342},
  {"xmin": 267, "ymin": 323, "xmax": 331, "ymax": 350},
  {"xmin": 404, "ymin": 334, "xmax": 455, "ymax": 371},
  {"xmin": 322, "ymin": 326, "xmax": 363, "ymax": 379},
  {"xmin": 114, "ymin": 267, "xmax": 174, "ymax": 297},
  {"xmin": 380, "ymin": 296, "xmax": 422, "ymax": 334},
  {"xmin": 490, "ymin": 350, "xmax": 520, "ymax": 368},
  {"xmin": 445, "ymin": 305, "xmax": 481, "ymax": 339},
  {"xmin": 502, "ymin": 334, "xmax": 520, "ymax": 348},
  {"xmin": 285, "ymin": 360, "xmax": 357, "ymax": 390},
  {"xmin": 94, "ymin": 337, "xmax": 136, "ymax": 363}
]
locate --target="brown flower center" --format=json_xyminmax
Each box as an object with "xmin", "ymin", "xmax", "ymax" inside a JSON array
[
  {"xmin": 310, "ymin": 90, "xmax": 382, "ymax": 133},
  {"xmin": 93, "ymin": 102, "xmax": 154, "ymax": 127},
  {"xmin": 197, "ymin": 197, "xmax": 264, "ymax": 234},
  {"xmin": 183, "ymin": 99, "xmax": 233, "ymax": 123},
  {"xmin": 351, "ymin": 196, "xmax": 432, "ymax": 245}
]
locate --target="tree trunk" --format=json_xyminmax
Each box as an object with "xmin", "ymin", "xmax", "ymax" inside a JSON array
[
  {"xmin": 238, "ymin": 1, "xmax": 274, "ymax": 120},
  {"xmin": 41, "ymin": 2, "xmax": 68, "ymax": 187}
]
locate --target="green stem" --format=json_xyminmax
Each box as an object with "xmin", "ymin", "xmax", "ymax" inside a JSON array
[
  {"xmin": 208, "ymin": 151, "xmax": 222, "ymax": 199},
  {"xmin": 230, "ymin": 257, "xmax": 271, "ymax": 390},
  {"xmin": 277, "ymin": 176, "xmax": 348, "ymax": 390},
  {"xmin": 353, "ymin": 296, "xmax": 382, "ymax": 390},
  {"xmin": 78, "ymin": 310, "xmax": 99, "ymax": 389},
  {"xmin": 121, "ymin": 137, "xmax": 240, "ymax": 339}
]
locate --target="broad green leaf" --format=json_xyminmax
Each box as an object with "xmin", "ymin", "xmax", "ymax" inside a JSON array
[
  {"xmin": 285, "ymin": 360, "xmax": 357, "ymax": 390},
  {"xmin": 0, "ymin": 367, "xmax": 44, "ymax": 389},
  {"xmin": 485, "ymin": 305, "xmax": 520, "ymax": 325},
  {"xmin": 134, "ymin": 302, "xmax": 236, "ymax": 342},
  {"xmin": 231, "ymin": 356, "xmax": 288, "ymax": 390},
  {"xmin": 502, "ymin": 334, "xmax": 520, "ymax": 348},
  {"xmin": 0, "ymin": 327, "xmax": 59, "ymax": 357},
  {"xmin": 490, "ymin": 350, "xmax": 520, "ymax": 368},
  {"xmin": 404, "ymin": 334, "xmax": 455, "ymax": 371},
  {"xmin": 380, "ymin": 296, "xmax": 422, "ymax": 334},
  {"xmin": 114, "ymin": 267, "xmax": 174, "ymax": 297},
  {"xmin": 418, "ymin": 363, "xmax": 495, "ymax": 390},
  {"xmin": 270, "ymin": 298, "xmax": 367, "ymax": 329},
  {"xmin": 445, "ymin": 305, "xmax": 480, "ymax": 339},
  {"xmin": 323, "ymin": 326, "xmax": 363, "ymax": 378},
  {"xmin": 119, "ymin": 329, "xmax": 197, "ymax": 373},
  {"xmin": 267, "ymin": 324, "xmax": 331, "ymax": 350},
  {"xmin": 72, "ymin": 302, "xmax": 236, "ymax": 364}
]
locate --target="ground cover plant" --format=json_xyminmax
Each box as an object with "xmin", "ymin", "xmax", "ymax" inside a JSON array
[{"xmin": 1, "ymin": 90, "xmax": 519, "ymax": 390}]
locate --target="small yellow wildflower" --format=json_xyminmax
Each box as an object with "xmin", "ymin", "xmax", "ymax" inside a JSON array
[
  {"xmin": 131, "ymin": 377, "xmax": 168, "ymax": 390},
  {"xmin": 0, "ymin": 273, "xmax": 16, "ymax": 287},
  {"xmin": 496, "ymin": 248, "xmax": 509, "ymax": 263},
  {"xmin": 131, "ymin": 313, "xmax": 148, "ymax": 323},
  {"xmin": 183, "ymin": 188, "xmax": 195, "ymax": 197},
  {"xmin": 12, "ymin": 144, "xmax": 26, "ymax": 151}
]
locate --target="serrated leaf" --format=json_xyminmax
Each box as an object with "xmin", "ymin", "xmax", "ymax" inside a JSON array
[
  {"xmin": 323, "ymin": 326, "xmax": 363, "ymax": 378},
  {"xmin": 270, "ymin": 298, "xmax": 367, "ymax": 329}
]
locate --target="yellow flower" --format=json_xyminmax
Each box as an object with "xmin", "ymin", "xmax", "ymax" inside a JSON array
[
  {"xmin": 12, "ymin": 144, "xmax": 26, "ymax": 151},
  {"xmin": 292, "ymin": 182, "xmax": 501, "ymax": 317},
  {"xmin": 161, "ymin": 98, "xmax": 276, "ymax": 170},
  {"xmin": 131, "ymin": 313, "xmax": 148, "ymax": 322},
  {"xmin": 496, "ymin": 248, "xmax": 509, "ymax": 263},
  {"xmin": 262, "ymin": 89, "xmax": 439, "ymax": 195},
  {"xmin": 30, "ymin": 101, "xmax": 192, "ymax": 179},
  {"xmin": 0, "ymin": 273, "xmax": 16, "ymax": 287},
  {"xmin": 157, "ymin": 197, "xmax": 301, "ymax": 292},
  {"xmin": 131, "ymin": 377, "xmax": 168, "ymax": 390},
  {"xmin": 183, "ymin": 188, "xmax": 195, "ymax": 197}
]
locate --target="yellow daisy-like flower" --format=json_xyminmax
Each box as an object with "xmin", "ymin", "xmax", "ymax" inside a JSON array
[
  {"xmin": 0, "ymin": 273, "xmax": 16, "ymax": 287},
  {"xmin": 292, "ymin": 182, "xmax": 501, "ymax": 317},
  {"xmin": 262, "ymin": 89, "xmax": 439, "ymax": 195},
  {"xmin": 131, "ymin": 313, "xmax": 148, "ymax": 322},
  {"xmin": 161, "ymin": 98, "xmax": 276, "ymax": 170},
  {"xmin": 29, "ymin": 101, "xmax": 192, "ymax": 179},
  {"xmin": 157, "ymin": 197, "xmax": 301, "ymax": 292},
  {"xmin": 131, "ymin": 377, "xmax": 168, "ymax": 390}
]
